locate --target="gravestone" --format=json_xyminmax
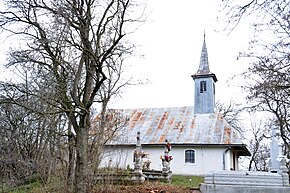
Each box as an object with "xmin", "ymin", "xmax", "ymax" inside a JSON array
[
  {"xmin": 269, "ymin": 128, "xmax": 282, "ymax": 173},
  {"xmin": 132, "ymin": 131, "xmax": 145, "ymax": 183},
  {"xmin": 200, "ymin": 128, "xmax": 290, "ymax": 193},
  {"xmin": 161, "ymin": 139, "xmax": 171, "ymax": 174},
  {"xmin": 160, "ymin": 140, "xmax": 173, "ymax": 182}
]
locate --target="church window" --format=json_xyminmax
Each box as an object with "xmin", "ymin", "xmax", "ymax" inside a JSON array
[
  {"xmin": 200, "ymin": 81, "xmax": 207, "ymax": 93},
  {"xmin": 185, "ymin": 149, "xmax": 195, "ymax": 163}
]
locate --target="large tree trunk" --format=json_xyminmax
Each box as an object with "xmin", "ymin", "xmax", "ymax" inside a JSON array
[
  {"xmin": 67, "ymin": 121, "xmax": 75, "ymax": 192},
  {"xmin": 74, "ymin": 117, "xmax": 89, "ymax": 193}
]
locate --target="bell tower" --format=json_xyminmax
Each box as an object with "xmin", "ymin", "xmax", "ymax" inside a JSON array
[{"xmin": 191, "ymin": 35, "xmax": 217, "ymax": 114}]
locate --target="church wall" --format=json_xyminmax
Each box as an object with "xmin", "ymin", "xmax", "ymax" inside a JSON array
[
  {"xmin": 100, "ymin": 146, "xmax": 135, "ymax": 169},
  {"xmin": 100, "ymin": 145, "xmax": 230, "ymax": 176},
  {"xmin": 229, "ymin": 150, "xmax": 240, "ymax": 171},
  {"xmin": 169, "ymin": 146, "xmax": 225, "ymax": 175}
]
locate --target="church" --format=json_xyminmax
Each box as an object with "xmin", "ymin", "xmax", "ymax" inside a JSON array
[{"xmin": 98, "ymin": 37, "xmax": 251, "ymax": 175}]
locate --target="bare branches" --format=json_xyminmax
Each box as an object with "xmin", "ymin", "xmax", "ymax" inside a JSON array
[
  {"xmin": 216, "ymin": 100, "xmax": 245, "ymax": 134},
  {"xmin": 221, "ymin": 0, "xmax": 290, "ymax": 157},
  {"xmin": 0, "ymin": 0, "xmax": 144, "ymax": 191}
]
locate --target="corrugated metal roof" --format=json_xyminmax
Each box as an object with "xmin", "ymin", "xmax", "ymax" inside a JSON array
[{"xmin": 101, "ymin": 106, "xmax": 244, "ymax": 146}]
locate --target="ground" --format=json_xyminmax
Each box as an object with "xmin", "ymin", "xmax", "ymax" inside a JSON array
[
  {"xmin": 92, "ymin": 182, "xmax": 201, "ymax": 193},
  {"xmin": 92, "ymin": 175, "xmax": 203, "ymax": 193},
  {"xmin": 3, "ymin": 175, "xmax": 203, "ymax": 192}
]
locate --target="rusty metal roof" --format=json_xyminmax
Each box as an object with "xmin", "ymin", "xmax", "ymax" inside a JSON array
[{"xmin": 105, "ymin": 106, "xmax": 245, "ymax": 146}]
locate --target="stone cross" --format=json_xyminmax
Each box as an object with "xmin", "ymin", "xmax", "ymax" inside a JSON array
[
  {"xmin": 134, "ymin": 131, "xmax": 142, "ymax": 174},
  {"xmin": 270, "ymin": 127, "xmax": 281, "ymax": 172},
  {"xmin": 162, "ymin": 139, "xmax": 171, "ymax": 173},
  {"xmin": 132, "ymin": 131, "xmax": 145, "ymax": 182}
]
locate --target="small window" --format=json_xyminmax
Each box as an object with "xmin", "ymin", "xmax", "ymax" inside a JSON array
[
  {"xmin": 200, "ymin": 81, "xmax": 207, "ymax": 93},
  {"xmin": 185, "ymin": 149, "xmax": 195, "ymax": 163}
]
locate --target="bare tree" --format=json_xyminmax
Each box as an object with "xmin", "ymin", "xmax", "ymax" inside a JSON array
[
  {"xmin": 246, "ymin": 117, "xmax": 271, "ymax": 171},
  {"xmin": 87, "ymin": 50, "xmax": 136, "ymax": 188},
  {"xmin": 0, "ymin": 82, "xmax": 67, "ymax": 188},
  {"xmin": 220, "ymin": 0, "xmax": 290, "ymax": 158},
  {"xmin": 216, "ymin": 100, "xmax": 245, "ymax": 134},
  {"xmin": 0, "ymin": 0, "xmax": 143, "ymax": 192}
]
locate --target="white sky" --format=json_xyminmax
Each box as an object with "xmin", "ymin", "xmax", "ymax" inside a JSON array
[
  {"xmin": 0, "ymin": 0, "xmax": 253, "ymax": 110},
  {"xmin": 110, "ymin": 0, "xmax": 252, "ymax": 109}
]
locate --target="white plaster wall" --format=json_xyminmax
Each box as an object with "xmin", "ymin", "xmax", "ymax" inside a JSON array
[
  {"xmin": 101, "ymin": 146, "xmax": 135, "ymax": 169},
  {"xmin": 100, "ymin": 145, "xmax": 232, "ymax": 176},
  {"xmin": 235, "ymin": 155, "xmax": 239, "ymax": 170},
  {"xmin": 230, "ymin": 151, "xmax": 239, "ymax": 170},
  {"xmin": 225, "ymin": 150, "xmax": 231, "ymax": 170},
  {"xmin": 170, "ymin": 146, "xmax": 226, "ymax": 175},
  {"xmin": 142, "ymin": 146, "xmax": 164, "ymax": 171}
]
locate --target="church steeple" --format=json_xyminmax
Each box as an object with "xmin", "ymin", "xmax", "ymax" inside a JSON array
[
  {"xmin": 198, "ymin": 34, "xmax": 210, "ymax": 74},
  {"xmin": 191, "ymin": 35, "xmax": 217, "ymax": 114}
]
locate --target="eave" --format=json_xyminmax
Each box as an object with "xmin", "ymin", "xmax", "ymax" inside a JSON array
[
  {"xmin": 104, "ymin": 143, "xmax": 251, "ymax": 157},
  {"xmin": 191, "ymin": 73, "xmax": 218, "ymax": 82}
]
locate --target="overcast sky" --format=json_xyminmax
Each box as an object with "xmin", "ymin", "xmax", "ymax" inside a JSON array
[
  {"xmin": 0, "ymin": 0, "xmax": 252, "ymax": 110},
  {"xmin": 110, "ymin": 0, "xmax": 252, "ymax": 109}
]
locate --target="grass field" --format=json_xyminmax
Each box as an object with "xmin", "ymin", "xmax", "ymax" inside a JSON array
[
  {"xmin": 172, "ymin": 175, "xmax": 204, "ymax": 188},
  {"xmin": 2, "ymin": 175, "xmax": 204, "ymax": 193}
]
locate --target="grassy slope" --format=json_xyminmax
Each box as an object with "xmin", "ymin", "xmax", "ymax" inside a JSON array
[
  {"xmin": 92, "ymin": 175, "xmax": 204, "ymax": 193},
  {"xmin": 4, "ymin": 175, "xmax": 204, "ymax": 193},
  {"xmin": 172, "ymin": 175, "xmax": 204, "ymax": 188}
]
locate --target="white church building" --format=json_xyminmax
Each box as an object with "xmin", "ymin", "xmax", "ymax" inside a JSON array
[{"xmin": 99, "ymin": 37, "xmax": 251, "ymax": 175}]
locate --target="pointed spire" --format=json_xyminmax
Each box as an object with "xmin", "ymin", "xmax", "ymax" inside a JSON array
[
  {"xmin": 191, "ymin": 33, "xmax": 217, "ymax": 82},
  {"xmin": 197, "ymin": 32, "xmax": 210, "ymax": 74}
]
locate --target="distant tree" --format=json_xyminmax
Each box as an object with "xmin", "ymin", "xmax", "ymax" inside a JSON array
[
  {"xmin": 220, "ymin": 0, "xmax": 290, "ymax": 158},
  {"xmin": 87, "ymin": 52, "xmax": 135, "ymax": 187},
  {"xmin": 0, "ymin": 80, "xmax": 67, "ymax": 187},
  {"xmin": 216, "ymin": 100, "xmax": 245, "ymax": 134},
  {"xmin": 246, "ymin": 117, "xmax": 271, "ymax": 171},
  {"xmin": 0, "ymin": 0, "xmax": 144, "ymax": 192}
]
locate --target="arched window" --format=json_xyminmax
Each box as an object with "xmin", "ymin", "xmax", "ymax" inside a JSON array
[{"xmin": 185, "ymin": 149, "xmax": 195, "ymax": 163}]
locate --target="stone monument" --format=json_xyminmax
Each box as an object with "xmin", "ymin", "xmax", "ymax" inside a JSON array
[
  {"xmin": 132, "ymin": 131, "xmax": 145, "ymax": 183},
  {"xmin": 269, "ymin": 127, "xmax": 286, "ymax": 173},
  {"xmin": 161, "ymin": 140, "xmax": 171, "ymax": 173},
  {"xmin": 200, "ymin": 128, "xmax": 290, "ymax": 193},
  {"xmin": 269, "ymin": 127, "xmax": 289, "ymax": 187},
  {"xmin": 160, "ymin": 139, "xmax": 173, "ymax": 182}
]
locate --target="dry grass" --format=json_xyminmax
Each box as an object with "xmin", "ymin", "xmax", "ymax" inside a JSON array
[
  {"xmin": 5, "ymin": 175, "xmax": 203, "ymax": 193},
  {"xmin": 92, "ymin": 181, "xmax": 195, "ymax": 193},
  {"xmin": 92, "ymin": 175, "xmax": 204, "ymax": 193}
]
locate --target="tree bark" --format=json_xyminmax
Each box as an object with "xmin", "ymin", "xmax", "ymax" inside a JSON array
[
  {"xmin": 74, "ymin": 120, "xmax": 89, "ymax": 193},
  {"xmin": 67, "ymin": 121, "xmax": 75, "ymax": 192}
]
